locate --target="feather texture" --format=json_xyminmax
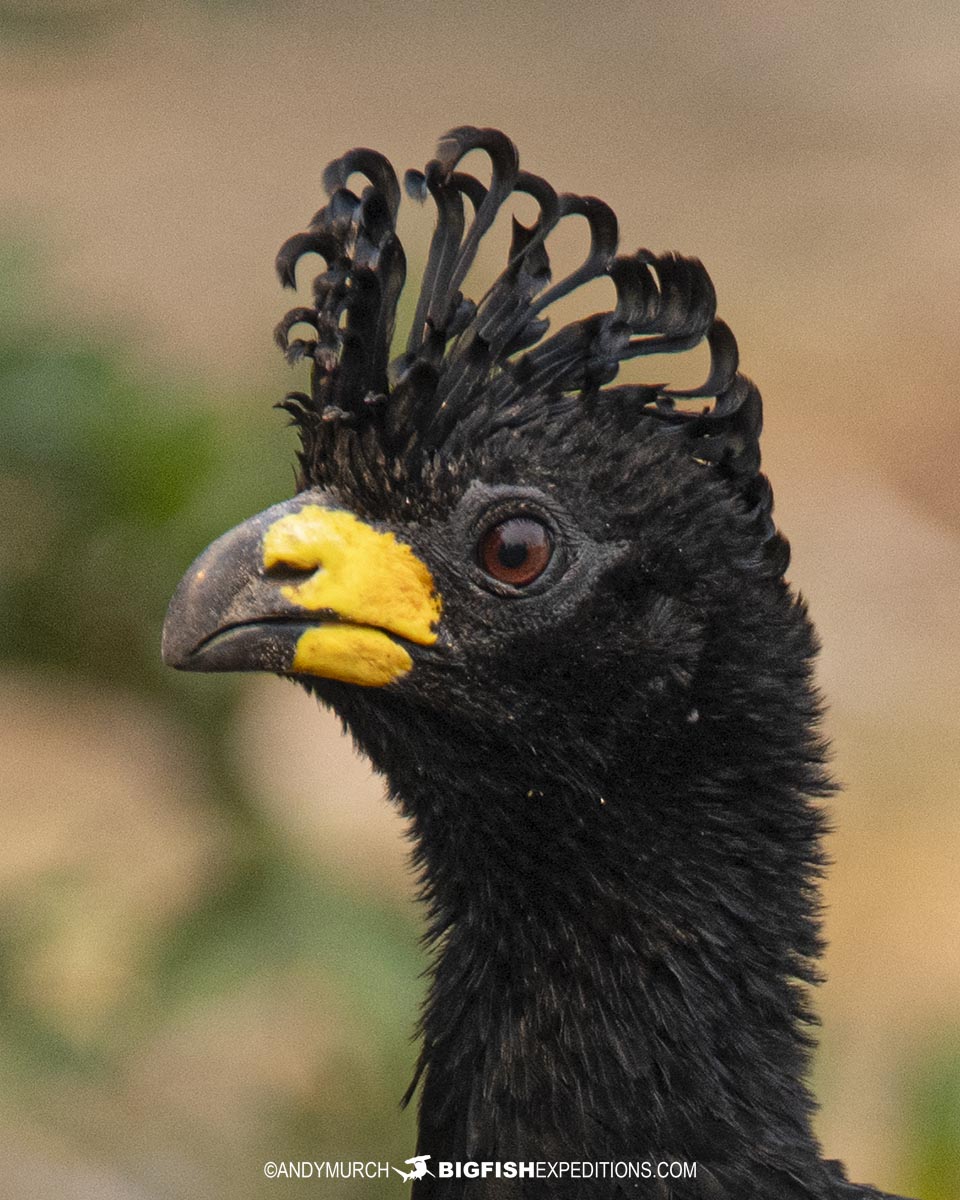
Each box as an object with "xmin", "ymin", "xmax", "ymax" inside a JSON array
[{"xmin": 275, "ymin": 127, "xmax": 784, "ymax": 569}]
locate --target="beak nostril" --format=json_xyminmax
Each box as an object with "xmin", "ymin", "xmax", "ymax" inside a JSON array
[{"xmin": 263, "ymin": 561, "xmax": 320, "ymax": 583}]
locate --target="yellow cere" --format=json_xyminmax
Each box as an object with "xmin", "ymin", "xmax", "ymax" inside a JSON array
[
  {"xmin": 291, "ymin": 625, "xmax": 413, "ymax": 687},
  {"xmin": 262, "ymin": 505, "xmax": 442, "ymax": 686}
]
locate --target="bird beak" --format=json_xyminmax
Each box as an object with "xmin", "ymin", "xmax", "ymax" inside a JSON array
[{"xmin": 161, "ymin": 493, "xmax": 441, "ymax": 687}]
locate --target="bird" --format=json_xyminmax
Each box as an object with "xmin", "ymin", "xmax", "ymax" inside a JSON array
[{"xmin": 162, "ymin": 127, "xmax": 913, "ymax": 1198}]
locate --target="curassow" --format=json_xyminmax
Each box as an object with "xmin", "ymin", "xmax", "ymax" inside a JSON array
[{"xmin": 163, "ymin": 128, "xmax": 912, "ymax": 1199}]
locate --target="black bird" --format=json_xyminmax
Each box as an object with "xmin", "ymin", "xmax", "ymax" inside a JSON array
[{"xmin": 162, "ymin": 127, "xmax": 912, "ymax": 1199}]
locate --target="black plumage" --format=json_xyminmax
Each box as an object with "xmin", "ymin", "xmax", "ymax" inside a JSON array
[{"xmin": 163, "ymin": 127, "xmax": 913, "ymax": 1199}]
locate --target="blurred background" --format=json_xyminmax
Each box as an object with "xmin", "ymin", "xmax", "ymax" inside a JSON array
[{"xmin": 1, "ymin": 1, "xmax": 958, "ymax": 1196}]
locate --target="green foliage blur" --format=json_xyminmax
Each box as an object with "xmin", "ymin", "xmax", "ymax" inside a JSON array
[
  {"xmin": 902, "ymin": 1040, "xmax": 960, "ymax": 1200},
  {"xmin": 0, "ymin": 245, "xmax": 420, "ymax": 1196}
]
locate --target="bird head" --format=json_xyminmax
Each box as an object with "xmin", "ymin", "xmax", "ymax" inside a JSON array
[{"xmin": 163, "ymin": 127, "xmax": 789, "ymax": 787}]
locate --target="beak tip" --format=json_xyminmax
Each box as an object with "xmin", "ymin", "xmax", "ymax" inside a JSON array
[
  {"xmin": 161, "ymin": 558, "xmax": 219, "ymax": 672},
  {"xmin": 160, "ymin": 607, "xmax": 197, "ymax": 671}
]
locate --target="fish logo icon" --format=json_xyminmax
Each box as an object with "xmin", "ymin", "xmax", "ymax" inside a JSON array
[{"xmin": 392, "ymin": 1154, "xmax": 433, "ymax": 1183}]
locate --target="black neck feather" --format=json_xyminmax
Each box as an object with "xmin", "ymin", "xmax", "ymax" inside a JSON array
[{"xmin": 327, "ymin": 582, "xmax": 842, "ymax": 1196}]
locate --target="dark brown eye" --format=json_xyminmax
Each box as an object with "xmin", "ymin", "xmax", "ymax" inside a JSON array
[{"xmin": 478, "ymin": 517, "xmax": 553, "ymax": 586}]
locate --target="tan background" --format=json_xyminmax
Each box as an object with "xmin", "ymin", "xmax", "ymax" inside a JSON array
[{"xmin": 1, "ymin": 2, "xmax": 958, "ymax": 1197}]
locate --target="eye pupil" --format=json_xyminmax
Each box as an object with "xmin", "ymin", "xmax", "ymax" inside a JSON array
[
  {"xmin": 498, "ymin": 539, "xmax": 529, "ymax": 570},
  {"xmin": 479, "ymin": 517, "xmax": 552, "ymax": 586}
]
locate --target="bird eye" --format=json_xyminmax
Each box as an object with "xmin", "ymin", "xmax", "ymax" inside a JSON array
[{"xmin": 478, "ymin": 517, "xmax": 553, "ymax": 586}]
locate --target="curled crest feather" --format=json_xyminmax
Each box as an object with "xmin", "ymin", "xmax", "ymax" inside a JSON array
[{"xmin": 275, "ymin": 126, "xmax": 786, "ymax": 573}]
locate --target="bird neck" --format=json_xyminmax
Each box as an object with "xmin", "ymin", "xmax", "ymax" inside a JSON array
[
  {"xmin": 403, "ymin": 748, "xmax": 825, "ymax": 1172},
  {"xmin": 367, "ymin": 653, "xmax": 830, "ymax": 1180},
  {"xmin": 328, "ymin": 591, "xmax": 833, "ymax": 1185}
]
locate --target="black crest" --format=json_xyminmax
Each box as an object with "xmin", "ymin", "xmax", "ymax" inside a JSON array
[{"xmin": 275, "ymin": 126, "xmax": 784, "ymax": 569}]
